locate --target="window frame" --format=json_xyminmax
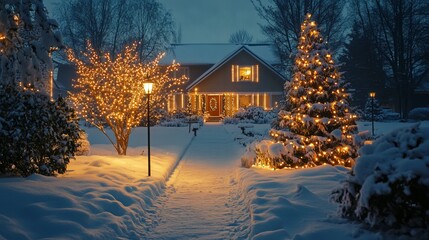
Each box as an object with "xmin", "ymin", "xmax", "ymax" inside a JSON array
[{"xmin": 231, "ymin": 64, "xmax": 259, "ymax": 82}]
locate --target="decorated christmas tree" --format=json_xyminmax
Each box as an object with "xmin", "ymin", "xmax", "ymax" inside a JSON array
[
  {"xmin": 363, "ymin": 95, "xmax": 384, "ymax": 121},
  {"xmin": 269, "ymin": 14, "xmax": 358, "ymax": 168}
]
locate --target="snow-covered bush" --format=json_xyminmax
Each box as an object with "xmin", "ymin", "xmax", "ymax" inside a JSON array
[
  {"xmin": 241, "ymin": 142, "xmax": 257, "ymax": 168},
  {"xmin": 222, "ymin": 116, "xmax": 240, "ymax": 124},
  {"xmin": 409, "ymin": 108, "xmax": 429, "ymax": 121},
  {"xmin": 141, "ymin": 108, "xmax": 170, "ymax": 127},
  {"xmin": 223, "ymin": 106, "xmax": 275, "ymax": 124},
  {"xmin": 159, "ymin": 109, "xmax": 203, "ymax": 127},
  {"xmin": 0, "ymin": 85, "xmax": 81, "ymax": 177},
  {"xmin": 331, "ymin": 124, "xmax": 429, "ymax": 237},
  {"xmin": 76, "ymin": 132, "xmax": 90, "ymax": 156},
  {"xmin": 382, "ymin": 108, "xmax": 400, "ymax": 120},
  {"xmin": 241, "ymin": 139, "xmax": 292, "ymax": 169}
]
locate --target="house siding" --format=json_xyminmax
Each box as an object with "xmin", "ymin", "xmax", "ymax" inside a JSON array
[{"xmin": 191, "ymin": 51, "xmax": 284, "ymax": 93}]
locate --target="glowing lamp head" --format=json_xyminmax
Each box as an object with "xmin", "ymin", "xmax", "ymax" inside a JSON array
[
  {"xmin": 369, "ymin": 92, "xmax": 376, "ymax": 98},
  {"xmin": 143, "ymin": 80, "xmax": 154, "ymax": 95}
]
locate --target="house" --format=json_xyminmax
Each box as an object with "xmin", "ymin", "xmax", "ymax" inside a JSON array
[
  {"xmin": 161, "ymin": 44, "xmax": 286, "ymax": 120},
  {"xmin": 54, "ymin": 43, "xmax": 286, "ymax": 121}
]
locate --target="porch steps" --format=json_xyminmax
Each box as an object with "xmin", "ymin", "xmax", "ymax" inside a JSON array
[{"xmin": 206, "ymin": 116, "xmax": 223, "ymax": 122}]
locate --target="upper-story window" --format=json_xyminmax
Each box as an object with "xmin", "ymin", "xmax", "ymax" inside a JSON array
[{"xmin": 231, "ymin": 65, "xmax": 259, "ymax": 82}]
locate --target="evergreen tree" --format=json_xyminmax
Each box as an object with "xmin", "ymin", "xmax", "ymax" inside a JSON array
[
  {"xmin": 363, "ymin": 96, "xmax": 384, "ymax": 121},
  {"xmin": 340, "ymin": 22, "xmax": 386, "ymax": 109},
  {"xmin": 270, "ymin": 14, "xmax": 358, "ymax": 168},
  {"xmin": 0, "ymin": 0, "xmax": 62, "ymax": 94}
]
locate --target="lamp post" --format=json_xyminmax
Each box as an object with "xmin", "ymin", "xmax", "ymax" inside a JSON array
[
  {"xmin": 143, "ymin": 79, "xmax": 154, "ymax": 177},
  {"xmin": 369, "ymin": 92, "xmax": 376, "ymax": 137}
]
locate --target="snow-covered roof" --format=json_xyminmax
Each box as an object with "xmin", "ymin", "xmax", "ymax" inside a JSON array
[{"xmin": 160, "ymin": 43, "xmax": 280, "ymax": 66}]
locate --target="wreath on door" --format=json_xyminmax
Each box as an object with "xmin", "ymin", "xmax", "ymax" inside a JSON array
[{"xmin": 209, "ymin": 98, "xmax": 218, "ymax": 111}]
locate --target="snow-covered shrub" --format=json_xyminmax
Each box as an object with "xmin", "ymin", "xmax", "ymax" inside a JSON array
[
  {"xmin": 0, "ymin": 85, "xmax": 81, "ymax": 177},
  {"xmin": 223, "ymin": 106, "xmax": 275, "ymax": 124},
  {"xmin": 169, "ymin": 109, "xmax": 190, "ymax": 120},
  {"xmin": 409, "ymin": 108, "xmax": 429, "ymax": 121},
  {"xmin": 159, "ymin": 109, "xmax": 203, "ymax": 127},
  {"xmin": 382, "ymin": 108, "xmax": 400, "ymax": 120},
  {"xmin": 242, "ymin": 139, "xmax": 296, "ymax": 169},
  {"xmin": 222, "ymin": 116, "xmax": 240, "ymax": 124},
  {"xmin": 141, "ymin": 108, "xmax": 170, "ymax": 127},
  {"xmin": 241, "ymin": 142, "xmax": 257, "ymax": 168},
  {"xmin": 159, "ymin": 118, "xmax": 187, "ymax": 127},
  {"xmin": 331, "ymin": 124, "xmax": 429, "ymax": 236},
  {"xmin": 76, "ymin": 132, "xmax": 90, "ymax": 156}
]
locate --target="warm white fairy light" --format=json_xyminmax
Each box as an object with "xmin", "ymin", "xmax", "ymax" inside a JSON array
[
  {"xmin": 68, "ymin": 42, "xmax": 187, "ymax": 155},
  {"xmin": 264, "ymin": 13, "xmax": 358, "ymax": 169}
]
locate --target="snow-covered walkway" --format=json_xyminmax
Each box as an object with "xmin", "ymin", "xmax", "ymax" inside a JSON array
[{"xmin": 146, "ymin": 123, "xmax": 249, "ymax": 239}]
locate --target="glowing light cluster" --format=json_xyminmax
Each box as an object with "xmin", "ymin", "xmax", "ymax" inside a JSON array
[
  {"xmin": 263, "ymin": 13, "xmax": 358, "ymax": 169},
  {"xmin": 68, "ymin": 42, "xmax": 187, "ymax": 155}
]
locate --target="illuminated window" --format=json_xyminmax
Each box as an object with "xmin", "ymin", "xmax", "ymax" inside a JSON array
[
  {"xmin": 239, "ymin": 95, "xmax": 252, "ymax": 107},
  {"xmin": 232, "ymin": 65, "xmax": 259, "ymax": 82},
  {"xmin": 239, "ymin": 66, "xmax": 252, "ymax": 81}
]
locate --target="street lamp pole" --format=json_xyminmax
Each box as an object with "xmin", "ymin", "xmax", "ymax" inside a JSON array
[
  {"xmin": 143, "ymin": 79, "xmax": 154, "ymax": 177},
  {"xmin": 370, "ymin": 92, "xmax": 376, "ymax": 137},
  {"xmin": 147, "ymin": 93, "xmax": 151, "ymax": 176}
]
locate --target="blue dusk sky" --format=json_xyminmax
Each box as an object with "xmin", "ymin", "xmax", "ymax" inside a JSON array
[{"xmin": 44, "ymin": 0, "xmax": 267, "ymax": 43}]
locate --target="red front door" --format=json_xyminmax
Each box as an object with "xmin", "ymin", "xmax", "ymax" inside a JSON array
[{"xmin": 207, "ymin": 95, "xmax": 221, "ymax": 116}]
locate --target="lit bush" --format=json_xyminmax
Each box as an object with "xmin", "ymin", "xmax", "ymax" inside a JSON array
[{"xmin": 242, "ymin": 140, "xmax": 295, "ymax": 169}]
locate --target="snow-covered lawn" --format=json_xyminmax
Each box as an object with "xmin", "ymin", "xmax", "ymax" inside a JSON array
[
  {"xmin": 237, "ymin": 165, "xmax": 376, "ymax": 239},
  {"xmin": 1, "ymin": 121, "xmax": 428, "ymax": 239},
  {"xmin": 227, "ymin": 120, "xmax": 429, "ymax": 239},
  {"xmin": 0, "ymin": 126, "xmax": 194, "ymax": 239}
]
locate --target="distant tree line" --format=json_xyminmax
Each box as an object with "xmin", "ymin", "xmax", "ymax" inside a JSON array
[
  {"xmin": 55, "ymin": 0, "xmax": 175, "ymax": 62},
  {"xmin": 253, "ymin": 0, "xmax": 429, "ymax": 119}
]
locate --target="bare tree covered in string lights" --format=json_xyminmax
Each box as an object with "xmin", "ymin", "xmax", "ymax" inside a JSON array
[
  {"xmin": 268, "ymin": 14, "xmax": 358, "ymax": 168},
  {"xmin": 67, "ymin": 42, "xmax": 186, "ymax": 155}
]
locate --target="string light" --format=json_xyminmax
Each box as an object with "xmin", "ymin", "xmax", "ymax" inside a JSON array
[
  {"xmin": 261, "ymin": 13, "xmax": 357, "ymax": 169},
  {"xmin": 67, "ymin": 42, "xmax": 187, "ymax": 155}
]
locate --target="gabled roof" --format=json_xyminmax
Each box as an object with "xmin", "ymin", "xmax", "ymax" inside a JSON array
[
  {"xmin": 186, "ymin": 45, "xmax": 286, "ymax": 91},
  {"xmin": 160, "ymin": 43, "xmax": 280, "ymax": 66}
]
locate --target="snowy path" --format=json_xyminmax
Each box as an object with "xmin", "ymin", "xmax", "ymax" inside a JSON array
[{"xmin": 145, "ymin": 123, "xmax": 249, "ymax": 240}]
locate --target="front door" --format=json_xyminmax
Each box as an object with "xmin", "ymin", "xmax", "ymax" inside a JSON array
[{"xmin": 207, "ymin": 95, "xmax": 221, "ymax": 116}]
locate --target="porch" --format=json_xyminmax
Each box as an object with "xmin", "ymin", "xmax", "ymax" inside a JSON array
[{"xmin": 167, "ymin": 92, "xmax": 282, "ymax": 121}]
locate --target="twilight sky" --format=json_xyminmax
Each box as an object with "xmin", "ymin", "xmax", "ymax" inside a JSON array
[{"xmin": 44, "ymin": 0, "xmax": 266, "ymax": 43}]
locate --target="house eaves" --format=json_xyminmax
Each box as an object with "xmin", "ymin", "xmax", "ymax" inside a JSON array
[{"xmin": 186, "ymin": 46, "xmax": 286, "ymax": 91}]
